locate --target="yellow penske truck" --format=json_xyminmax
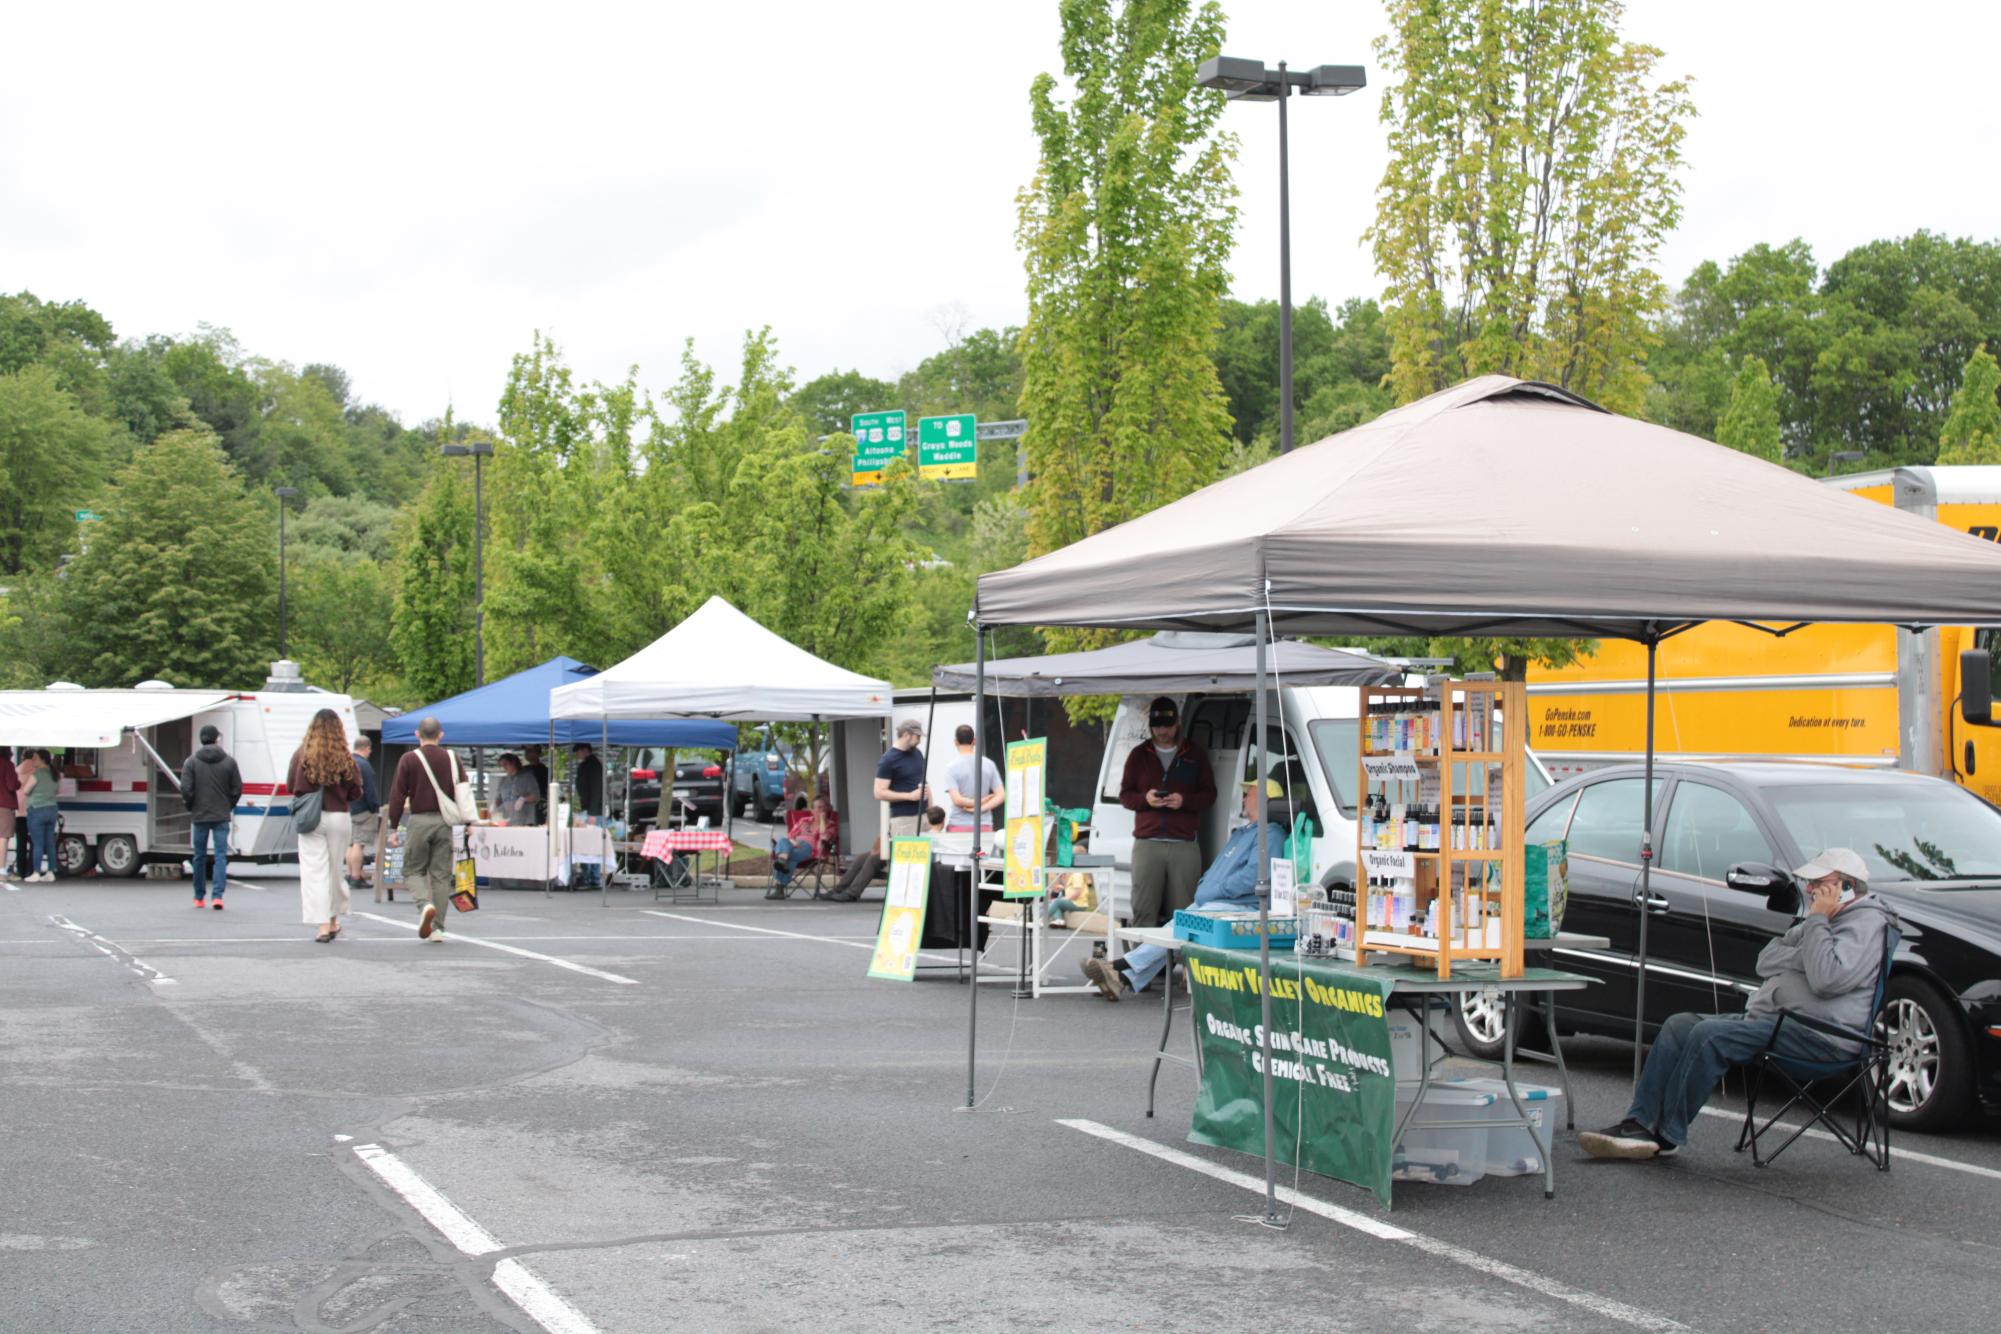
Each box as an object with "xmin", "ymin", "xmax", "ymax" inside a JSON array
[{"xmin": 1527, "ymin": 466, "xmax": 2001, "ymax": 804}]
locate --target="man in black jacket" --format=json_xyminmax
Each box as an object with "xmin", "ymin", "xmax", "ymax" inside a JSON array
[{"xmin": 180, "ymin": 725, "xmax": 242, "ymax": 909}]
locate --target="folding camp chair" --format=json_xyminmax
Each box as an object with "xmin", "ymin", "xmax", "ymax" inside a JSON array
[
  {"xmin": 765, "ymin": 807, "xmax": 841, "ymax": 900},
  {"xmin": 1734, "ymin": 927, "xmax": 1901, "ymax": 1170}
]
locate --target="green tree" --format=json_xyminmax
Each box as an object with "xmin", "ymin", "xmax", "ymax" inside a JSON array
[
  {"xmin": 1937, "ymin": 345, "xmax": 2001, "ymax": 465},
  {"xmin": 1016, "ymin": 0, "xmax": 1238, "ymax": 678},
  {"xmin": 0, "ymin": 292, "xmax": 116, "ymax": 416},
  {"xmin": 289, "ymin": 552, "xmax": 399, "ymax": 694},
  {"xmin": 0, "ymin": 365, "xmax": 122, "ymax": 574},
  {"xmin": 289, "ymin": 495, "xmax": 401, "ymax": 563},
  {"xmin": 1371, "ymin": 0, "xmax": 1694, "ymax": 412},
  {"xmin": 390, "ymin": 463, "xmax": 476, "ymax": 701},
  {"xmin": 791, "ymin": 368, "xmax": 896, "ymax": 438},
  {"xmin": 1716, "ymin": 355, "xmax": 1783, "ymax": 461},
  {"xmin": 56, "ymin": 427, "xmax": 275, "ymax": 687}
]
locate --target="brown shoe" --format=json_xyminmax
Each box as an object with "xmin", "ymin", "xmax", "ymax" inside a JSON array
[
  {"xmin": 418, "ymin": 905, "xmax": 438, "ymax": 939},
  {"xmin": 1081, "ymin": 957, "xmax": 1124, "ymax": 1002}
]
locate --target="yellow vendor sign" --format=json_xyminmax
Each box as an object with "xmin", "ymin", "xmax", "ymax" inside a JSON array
[{"xmin": 867, "ymin": 838, "xmax": 933, "ymax": 982}]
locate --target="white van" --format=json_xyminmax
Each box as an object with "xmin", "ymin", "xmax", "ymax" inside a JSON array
[
  {"xmin": 1090, "ymin": 687, "xmax": 1554, "ymax": 895},
  {"xmin": 0, "ymin": 685, "xmax": 355, "ymax": 876}
]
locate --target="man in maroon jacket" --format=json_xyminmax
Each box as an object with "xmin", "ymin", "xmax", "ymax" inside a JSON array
[{"xmin": 1119, "ymin": 697, "xmax": 1216, "ymax": 928}]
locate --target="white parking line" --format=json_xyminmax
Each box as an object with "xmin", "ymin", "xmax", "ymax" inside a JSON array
[
  {"xmin": 351, "ymin": 1142, "xmax": 599, "ymax": 1334},
  {"xmin": 46, "ymin": 916, "xmax": 175, "ymax": 986},
  {"xmin": 1693, "ymin": 1106, "xmax": 2001, "ymax": 1181},
  {"xmin": 642, "ymin": 909, "xmax": 959, "ymax": 963},
  {"xmin": 1059, "ymin": 1119, "xmax": 1690, "ymax": 1334},
  {"xmin": 353, "ymin": 913, "xmax": 639, "ymax": 985}
]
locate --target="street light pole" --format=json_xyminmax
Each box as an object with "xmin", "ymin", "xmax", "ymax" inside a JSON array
[
  {"xmin": 1277, "ymin": 61, "xmax": 1294, "ymax": 456},
  {"xmin": 1197, "ymin": 57, "xmax": 1366, "ymax": 456},
  {"xmin": 274, "ymin": 486, "xmax": 300, "ymax": 658},
  {"xmin": 440, "ymin": 443, "xmax": 494, "ymax": 686}
]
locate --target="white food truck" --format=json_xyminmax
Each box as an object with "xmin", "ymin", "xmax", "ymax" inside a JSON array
[{"xmin": 0, "ymin": 683, "xmax": 355, "ymax": 876}]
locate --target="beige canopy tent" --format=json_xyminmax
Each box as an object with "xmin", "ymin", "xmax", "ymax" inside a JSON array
[
  {"xmin": 931, "ymin": 630, "xmax": 1401, "ymax": 696},
  {"xmin": 968, "ymin": 375, "xmax": 2001, "ymax": 1218}
]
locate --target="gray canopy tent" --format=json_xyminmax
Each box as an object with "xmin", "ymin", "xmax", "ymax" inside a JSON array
[
  {"xmin": 932, "ymin": 630, "xmax": 1403, "ymax": 696},
  {"xmin": 933, "ymin": 631, "xmax": 1402, "ymax": 1038},
  {"xmin": 970, "ymin": 374, "xmax": 2001, "ymax": 1219}
]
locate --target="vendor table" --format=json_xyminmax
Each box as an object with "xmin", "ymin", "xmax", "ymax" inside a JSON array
[
  {"xmin": 1126, "ymin": 929, "xmax": 1608, "ymax": 1128},
  {"xmin": 640, "ymin": 828, "xmax": 730, "ymax": 902},
  {"xmin": 1137, "ymin": 930, "xmax": 1592, "ymax": 1202}
]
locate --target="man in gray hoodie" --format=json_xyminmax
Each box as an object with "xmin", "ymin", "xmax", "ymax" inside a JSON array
[
  {"xmin": 180, "ymin": 725, "xmax": 243, "ymax": 909},
  {"xmin": 1581, "ymin": 847, "xmax": 1898, "ymax": 1160}
]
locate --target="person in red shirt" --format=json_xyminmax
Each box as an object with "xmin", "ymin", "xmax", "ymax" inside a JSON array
[{"xmin": 1118, "ymin": 696, "xmax": 1216, "ymax": 927}]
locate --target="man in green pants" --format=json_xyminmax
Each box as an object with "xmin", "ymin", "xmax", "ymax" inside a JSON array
[{"xmin": 386, "ymin": 716, "xmax": 463, "ymax": 942}]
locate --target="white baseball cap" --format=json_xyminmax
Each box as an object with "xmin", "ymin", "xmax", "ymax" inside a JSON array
[{"xmin": 1793, "ymin": 847, "xmax": 1868, "ymax": 885}]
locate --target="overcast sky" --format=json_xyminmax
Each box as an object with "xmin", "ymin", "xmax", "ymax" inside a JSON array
[{"xmin": 5, "ymin": 1, "xmax": 1994, "ymax": 427}]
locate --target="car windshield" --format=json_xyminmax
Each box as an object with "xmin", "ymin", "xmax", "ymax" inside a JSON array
[{"xmin": 1766, "ymin": 782, "xmax": 2001, "ymax": 882}]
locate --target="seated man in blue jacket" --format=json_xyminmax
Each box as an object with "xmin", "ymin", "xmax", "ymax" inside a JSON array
[{"xmin": 1082, "ymin": 779, "xmax": 1286, "ymax": 1001}]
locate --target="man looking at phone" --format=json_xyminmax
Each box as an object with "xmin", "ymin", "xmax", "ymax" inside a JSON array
[
  {"xmin": 1118, "ymin": 697, "xmax": 1216, "ymax": 928},
  {"xmin": 1581, "ymin": 847, "xmax": 1898, "ymax": 1161}
]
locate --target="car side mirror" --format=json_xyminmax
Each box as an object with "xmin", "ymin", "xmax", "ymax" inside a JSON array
[
  {"xmin": 1963, "ymin": 649, "xmax": 1997, "ymax": 727},
  {"xmin": 1729, "ymin": 861, "xmax": 1801, "ymax": 915}
]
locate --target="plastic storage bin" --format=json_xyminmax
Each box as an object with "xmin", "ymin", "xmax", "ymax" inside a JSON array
[
  {"xmin": 1171, "ymin": 909, "xmax": 1298, "ymax": 950},
  {"xmin": 1439, "ymin": 1077, "xmax": 1564, "ymax": 1176},
  {"xmin": 1390, "ymin": 1082, "xmax": 1494, "ymax": 1186}
]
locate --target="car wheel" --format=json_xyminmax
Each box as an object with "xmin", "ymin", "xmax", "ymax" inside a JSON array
[
  {"xmin": 1452, "ymin": 986, "xmax": 1508, "ymax": 1060},
  {"xmin": 56, "ymin": 835, "xmax": 96, "ymax": 877},
  {"xmin": 98, "ymin": 835, "xmax": 141, "ymax": 878},
  {"xmin": 1877, "ymin": 974, "xmax": 1973, "ymax": 1132},
  {"xmin": 753, "ymin": 789, "xmax": 772, "ymax": 823},
  {"xmin": 731, "ymin": 792, "xmax": 747, "ymax": 819}
]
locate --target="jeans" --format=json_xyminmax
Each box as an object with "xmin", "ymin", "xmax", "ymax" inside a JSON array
[
  {"xmin": 191, "ymin": 820, "xmax": 229, "ymax": 900},
  {"xmin": 1627, "ymin": 1010, "xmax": 1849, "ymax": 1147},
  {"xmin": 771, "ymin": 837, "xmax": 815, "ymax": 887},
  {"xmin": 25, "ymin": 806, "xmax": 58, "ymax": 876},
  {"xmin": 1120, "ymin": 942, "xmax": 1171, "ymax": 993}
]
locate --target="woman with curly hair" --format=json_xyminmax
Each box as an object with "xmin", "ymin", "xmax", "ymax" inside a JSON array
[{"xmin": 288, "ymin": 709, "xmax": 363, "ymax": 942}]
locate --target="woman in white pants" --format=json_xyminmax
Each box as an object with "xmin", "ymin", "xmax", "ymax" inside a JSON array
[{"xmin": 288, "ymin": 709, "xmax": 363, "ymax": 943}]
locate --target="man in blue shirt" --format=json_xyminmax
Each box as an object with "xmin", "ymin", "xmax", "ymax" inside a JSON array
[
  {"xmin": 1083, "ymin": 780, "xmax": 1286, "ymax": 1000},
  {"xmin": 873, "ymin": 719, "xmax": 929, "ymax": 839}
]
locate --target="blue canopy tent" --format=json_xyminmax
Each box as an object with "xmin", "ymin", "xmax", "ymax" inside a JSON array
[
  {"xmin": 382, "ymin": 657, "xmax": 738, "ymax": 897},
  {"xmin": 382, "ymin": 657, "xmax": 735, "ymax": 749}
]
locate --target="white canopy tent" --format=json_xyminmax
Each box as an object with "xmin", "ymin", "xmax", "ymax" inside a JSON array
[
  {"xmin": 548, "ymin": 596, "xmax": 894, "ymax": 903},
  {"xmin": 550, "ymin": 596, "xmax": 894, "ymax": 723}
]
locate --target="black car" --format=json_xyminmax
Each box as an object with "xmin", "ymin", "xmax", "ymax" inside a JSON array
[
  {"xmin": 1456, "ymin": 761, "xmax": 2001, "ymax": 1131},
  {"xmin": 614, "ymin": 749, "xmax": 727, "ymax": 828}
]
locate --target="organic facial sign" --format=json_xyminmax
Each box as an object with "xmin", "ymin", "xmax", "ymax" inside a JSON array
[
  {"xmin": 868, "ymin": 838, "xmax": 933, "ymax": 981},
  {"xmin": 1004, "ymin": 738, "xmax": 1047, "ymax": 899}
]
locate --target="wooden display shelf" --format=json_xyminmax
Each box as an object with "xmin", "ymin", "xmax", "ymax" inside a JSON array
[{"xmin": 1355, "ymin": 680, "xmax": 1525, "ymax": 980}]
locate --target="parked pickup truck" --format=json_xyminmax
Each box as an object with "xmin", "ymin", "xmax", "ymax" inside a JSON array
[{"xmin": 730, "ymin": 725, "xmax": 796, "ymax": 821}]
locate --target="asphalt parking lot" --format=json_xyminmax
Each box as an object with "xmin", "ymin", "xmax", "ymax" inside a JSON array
[{"xmin": 3, "ymin": 874, "xmax": 1998, "ymax": 1333}]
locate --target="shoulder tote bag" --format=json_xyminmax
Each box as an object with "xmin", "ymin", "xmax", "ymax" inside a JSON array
[
  {"xmin": 417, "ymin": 747, "xmax": 477, "ymax": 826},
  {"xmin": 292, "ymin": 787, "xmax": 325, "ymax": 836}
]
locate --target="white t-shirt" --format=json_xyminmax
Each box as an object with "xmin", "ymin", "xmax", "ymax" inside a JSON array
[{"xmin": 945, "ymin": 753, "xmax": 1004, "ymax": 832}]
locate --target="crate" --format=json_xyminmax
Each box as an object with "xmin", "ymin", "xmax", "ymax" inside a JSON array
[
  {"xmin": 1441, "ymin": 1078, "xmax": 1564, "ymax": 1176},
  {"xmin": 1171, "ymin": 909, "xmax": 1299, "ymax": 950}
]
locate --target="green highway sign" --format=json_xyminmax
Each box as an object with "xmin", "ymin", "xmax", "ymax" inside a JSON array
[
  {"xmin": 74, "ymin": 510, "xmax": 101, "ymax": 522},
  {"xmin": 850, "ymin": 409, "xmax": 907, "ymax": 485},
  {"xmin": 918, "ymin": 414, "xmax": 978, "ymax": 482}
]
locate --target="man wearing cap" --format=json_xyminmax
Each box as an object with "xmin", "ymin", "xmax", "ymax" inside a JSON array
[
  {"xmin": 1084, "ymin": 779, "xmax": 1282, "ymax": 1000},
  {"xmin": 873, "ymin": 719, "xmax": 930, "ymax": 840},
  {"xmin": 1582, "ymin": 847, "xmax": 1899, "ymax": 1161},
  {"xmin": 1118, "ymin": 696, "xmax": 1217, "ymax": 929}
]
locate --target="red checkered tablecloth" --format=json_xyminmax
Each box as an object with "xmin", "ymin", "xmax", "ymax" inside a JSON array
[{"xmin": 642, "ymin": 830, "xmax": 732, "ymax": 858}]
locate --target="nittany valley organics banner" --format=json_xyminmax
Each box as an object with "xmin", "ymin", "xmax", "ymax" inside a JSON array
[{"xmin": 1183, "ymin": 943, "xmax": 1398, "ymax": 1208}]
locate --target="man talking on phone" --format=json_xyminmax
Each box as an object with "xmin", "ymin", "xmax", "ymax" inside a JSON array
[
  {"xmin": 1581, "ymin": 847, "xmax": 1898, "ymax": 1161},
  {"xmin": 1118, "ymin": 697, "xmax": 1216, "ymax": 929}
]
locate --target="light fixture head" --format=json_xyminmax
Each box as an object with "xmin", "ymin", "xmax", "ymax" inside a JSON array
[
  {"xmin": 274, "ymin": 486, "xmax": 300, "ymax": 498},
  {"xmin": 1303, "ymin": 64, "xmax": 1367, "ymax": 96},
  {"xmin": 1197, "ymin": 55, "xmax": 1278, "ymax": 100},
  {"xmin": 440, "ymin": 444, "xmax": 469, "ymax": 457}
]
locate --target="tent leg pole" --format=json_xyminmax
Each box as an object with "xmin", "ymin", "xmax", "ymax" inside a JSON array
[
  {"xmin": 602, "ymin": 715, "xmax": 610, "ymax": 909},
  {"xmin": 1254, "ymin": 609, "xmax": 1278, "ymax": 1226},
  {"xmin": 1633, "ymin": 637, "xmax": 1659, "ymax": 1083},
  {"xmin": 546, "ymin": 718, "xmax": 554, "ymax": 900},
  {"xmin": 968, "ymin": 625, "xmax": 986, "ymax": 1109}
]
